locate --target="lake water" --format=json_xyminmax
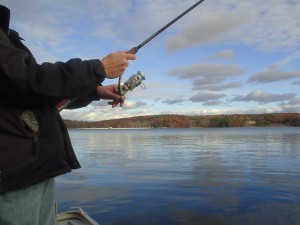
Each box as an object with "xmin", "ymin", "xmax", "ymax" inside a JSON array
[{"xmin": 55, "ymin": 127, "xmax": 300, "ymax": 225}]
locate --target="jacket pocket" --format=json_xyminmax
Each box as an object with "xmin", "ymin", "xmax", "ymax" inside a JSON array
[{"xmin": 0, "ymin": 109, "xmax": 40, "ymax": 183}]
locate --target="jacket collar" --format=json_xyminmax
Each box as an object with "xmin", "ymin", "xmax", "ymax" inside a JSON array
[{"xmin": 0, "ymin": 5, "xmax": 10, "ymax": 32}]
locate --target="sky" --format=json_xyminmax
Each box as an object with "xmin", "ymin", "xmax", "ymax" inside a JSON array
[{"xmin": 3, "ymin": 0, "xmax": 300, "ymax": 121}]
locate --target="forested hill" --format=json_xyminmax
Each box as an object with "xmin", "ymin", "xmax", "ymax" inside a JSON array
[{"xmin": 64, "ymin": 113, "xmax": 300, "ymax": 128}]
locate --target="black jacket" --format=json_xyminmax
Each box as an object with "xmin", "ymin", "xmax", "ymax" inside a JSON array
[{"xmin": 0, "ymin": 5, "xmax": 106, "ymax": 193}]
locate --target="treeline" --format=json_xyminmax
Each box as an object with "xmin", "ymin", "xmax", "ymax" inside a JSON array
[{"xmin": 64, "ymin": 113, "xmax": 300, "ymax": 128}]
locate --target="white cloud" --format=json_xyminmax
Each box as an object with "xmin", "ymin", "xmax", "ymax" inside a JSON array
[
  {"xmin": 205, "ymin": 49, "xmax": 235, "ymax": 60},
  {"xmin": 162, "ymin": 98, "xmax": 186, "ymax": 105},
  {"xmin": 123, "ymin": 101, "xmax": 148, "ymax": 109},
  {"xmin": 232, "ymin": 90, "xmax": 297, "ymax": 103},
  {"xmin": 190, "ymin": 92, "xmax": 226, "ymax": 103},
  {"xmin": 165, "ymin": 0, "xmax": 300, "ymax": 52},
  {"xmin": 165, "ymin": 11, "xmax": 250, "ymax": 51},
  {"xmin": 193, "ymin": 81, "xmax": 241, "ymax": 91},
  {"xmin": 248, "ymin": 66, "xmax": 300, "ymax": 84},
  {"xmin": 279, "ymin": 99, "xmax": 300, "ymax": 113},
  {"xmin": 169, "ymin": 63, "xmax": 244, "ymax": 80}
]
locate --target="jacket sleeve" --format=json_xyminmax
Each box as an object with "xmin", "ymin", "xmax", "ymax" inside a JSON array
[
  {"xmin": 0, "ymin": 29, "xmax": 106, "ymax": 104},
  {"xmin": 56, "ymin": 88, "xmax": 101, "ymax": 110}
]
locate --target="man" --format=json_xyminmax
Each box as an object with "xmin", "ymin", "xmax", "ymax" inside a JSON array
[{"xmin": 0, "ymin": 4, "xmax": 136, "ymax": 225}]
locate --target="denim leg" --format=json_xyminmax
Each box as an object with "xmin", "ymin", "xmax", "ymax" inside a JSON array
[{"xmin": 0, "ymin": 179, "xmax": 57, "ymax": 225}]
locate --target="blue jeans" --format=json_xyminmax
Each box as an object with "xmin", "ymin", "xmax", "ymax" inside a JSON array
[{"xmin": 0, "ymin": 179, "xmax": 57, "ymax": 225}]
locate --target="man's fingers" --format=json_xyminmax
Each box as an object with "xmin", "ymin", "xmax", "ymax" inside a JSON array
[
  {"xmin": 124, "ymin": 53, "xmax": 136, "ymax": 60},
  {"xmin": 108, "ymin": 95, "xmax": 125, "ymax": 108}
]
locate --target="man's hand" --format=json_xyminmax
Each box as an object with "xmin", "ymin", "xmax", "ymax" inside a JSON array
[
  {"xmin": 101, "ymin": 51, "xmax": 136, "ymax": 79},
  {"xmin": 96, "ymin": 84, "xmax": 124, "ymax": 108}
]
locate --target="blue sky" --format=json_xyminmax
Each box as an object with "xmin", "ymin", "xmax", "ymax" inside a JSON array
[{"xmin": 3, "ymin": 0, "xmax": 300, "ymax": 121}]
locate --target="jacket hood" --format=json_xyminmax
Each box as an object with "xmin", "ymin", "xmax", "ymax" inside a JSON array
[{"xmin": 0, "ymin": 5, "xmax": 10, "ymax": 32}]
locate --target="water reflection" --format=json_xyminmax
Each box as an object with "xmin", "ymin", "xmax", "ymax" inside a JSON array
[{"xmin": 56, "ymin": 127, "xmax": 300, "ymax": 225}]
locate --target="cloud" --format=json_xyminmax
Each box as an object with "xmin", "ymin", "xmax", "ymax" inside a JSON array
[
  {"xmin": 248, "ymin": 66, "xmax": 300, "ymax": 84},
  {"xmin": 4, "ymin": 0, "xmax": 135, "ymax": 62},
  {"xmin": 90, "ymin": 100, "xmax": 148, "ymax": 110},
  {"xmin": 162, "ymin": 98, "xmax": 185, "ymax": 105},
  {"xmin": 6, "ymin": 0, "xmax": 300, "ymax": 59},
  {"xmin": 165, "ymin": 11, "xmax": 249, "ymax": 51},
  {"xmin": 5, "ymin": 0, "xmax": 300, "ymax": 54},
  {"xmin": 93, "ymin": 0, "xmax": 216, "ymax": 47},
  {"xmin": 61, "ymin": 100, "xmax": 148, "ymax": 121},
  {"xmin": 123, "ymin": 101, "xmax": 147, "ymax": 109},
  {"xmin": 168, "ymin": 62, "xmax": 244, "ymax": 92},
  {"xmin": 169, "ymin": 63, "xmax": 244, "ymax": 92},
  {"xmin": 169, "ymin": 63, "xmax": 244, "ymax": 81},
  {"xmin": 192, "ymin": 81, "xmax": 241, "ymax": 91},
  {"xmin": 190, "ymin": 92, "xmax": 226, "ymax": 103},
  {"xmin": 292, "ymin": 80, "xmax": 300, "ymax": 85},
  {"xmin": 203, "ymin": 100, "xmax": 224, "ymax": 106},
  {"xmin": 279, "ymin": 98, "xmax": 300, "ymax": 112},
  {"xmin": 233, "ymin": 0, "xmax": 300, "ymax": 52},
  {"xmin": 232, "ymin": 90, "xmax": 297, "ymax": 103},
  {"xmin": 205, "ymin": 49, "xmax": 235, "ymax": 60},
  {"xmin": 164, "ymin": 0, "xmax": 300, "ymax": 52}
]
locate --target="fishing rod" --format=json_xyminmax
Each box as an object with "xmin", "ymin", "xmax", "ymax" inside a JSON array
[
  {"xmin": 56, "ymin": 0, "xmax": 206, "ymax": 111},
  {"xmin": 118, "ymin": 0, "xmax": 206, "ymax": 96},
  {"xmin": 127, "ymin": 0, "xmax": 206, "ymax": 55}
]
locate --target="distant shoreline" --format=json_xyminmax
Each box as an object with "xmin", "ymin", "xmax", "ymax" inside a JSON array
[
  {"xmin": 68, "ymin": 126, "xmax": 295, "ymax": 130},
  {"xmin": 64, "ymin": 113, "xmax": 300, "ymax": 129}
]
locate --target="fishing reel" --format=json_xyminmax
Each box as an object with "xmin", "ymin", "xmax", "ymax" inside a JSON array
[{"xmin": 118, "ymin": 71, "xmax": 146, "ymax": 96}]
